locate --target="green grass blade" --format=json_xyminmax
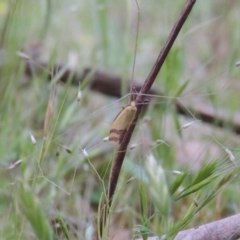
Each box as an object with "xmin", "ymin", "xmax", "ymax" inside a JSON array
[
  {"xmin": 175, "ymin": 175, "xmax": 217, "ymax": 200},
  {"xmin": 167, "ymin": 204, "xmax": 195, "ymax": 238},
  {"xmin": 57, "ymin": 216, "xmax": 70, "ymax": 240},
  {"xmin": 169, "ymin": 171, "xmax": 188, "ymax": 196},
  {"xmin": 192, "ymin": 161, "xmax": 218, "ymax": 185},
  {"xmin": 139, "ymin": 182, "xmax": 149, "ymax": 240},
  {"xmin": 18, "ymin": 183, "xmax": 54, "ymax": 240},
  {"xmin": 174, "ymin": 80, "xmax": 190, "ymax": 98}
]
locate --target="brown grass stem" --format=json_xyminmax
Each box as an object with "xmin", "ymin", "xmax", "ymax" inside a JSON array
[{"xmin": 99, "ymin": 0, "xmax": 196, "ymax": 236}]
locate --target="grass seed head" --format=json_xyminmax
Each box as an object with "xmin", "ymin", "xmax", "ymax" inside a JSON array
[
  {"xmin": 103, "ymin": 136, "xmax": 109, "ymax": 142},
  {"xmin": 8, "ymin": 159, "xmax": 22, "ymax": 170},
  {"xmin": 64, "ymin": 146, "xmax": 72, "ymax": 154},
  {"xmin": 224, "ymin": 148, "xmax": 235, "ymax": 162},
  {"xmin": 28, "ymin": 131, "xmax": 37, "ymax": 145},
  {"xmin": 172, "ymin": 170, "xmax": 183, "ymax": 176},
  {"xmin": 77, "ymin": 90, "xmax": 82, "ymax": 102},
  {"xmin": 81, "ymin": 148, "xmax": 89, "ymax": 158},
  {"xmin": 130, "ymin": 143, "xmax": 138, "ymax": 149},
  {"xmin": 16, "ymin": 51, "xmax": 30, "ymax": 60},
  {"xmin": 235, "ymin": 60, "xmax": 240, "ymax": 67}
]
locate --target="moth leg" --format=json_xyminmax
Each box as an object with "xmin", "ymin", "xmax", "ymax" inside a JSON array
[
  {"xmin": 137, "ymin": 98, "xmax": 149, "ymax": 106},
  {"xmin": 131, "ymin": 87, "xmax": 138, "ymax": 102},
  {"xmin": 143, "ymin": 98, "xmax": 149, "ymax": 104}
]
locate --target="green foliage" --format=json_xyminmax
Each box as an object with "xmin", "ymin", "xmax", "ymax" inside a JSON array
[
  {"xmin": 160, "ymin": 46, "xmax": 184, "ymax": 94},
  {"xmin": 0, "ymin": 0, "xmax": 240, "ymax": 239},
  {"xmin": 169, "ymin": 171, "xmax": 188, "ymax": 196},
  {"xmin": 175, "ymin": 161, "xmax": 218, "ymax": 200},
  {"xmin": 18, "ymin": 183, "xmax": 54, "ymax": 240}
]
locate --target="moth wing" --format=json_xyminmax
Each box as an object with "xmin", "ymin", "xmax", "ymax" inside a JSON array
[{"xmin": 109, "ymin": 102, "xmax": 137, "ymax": 145}]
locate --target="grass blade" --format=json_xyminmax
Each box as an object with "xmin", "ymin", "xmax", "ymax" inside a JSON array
[{"xmin": 18, "ymin": 183, "xmax": 54, "ymax": 240}]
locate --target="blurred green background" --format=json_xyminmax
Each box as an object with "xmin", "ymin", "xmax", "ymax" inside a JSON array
[{"xmin": 0, "ymin": 0, "xmax": 240, "ymax": 239}]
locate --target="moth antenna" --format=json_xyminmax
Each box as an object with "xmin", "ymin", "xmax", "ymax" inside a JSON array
[{"xmin": 130, "ymin": 0, "xmax": 140, "ymax": 99}]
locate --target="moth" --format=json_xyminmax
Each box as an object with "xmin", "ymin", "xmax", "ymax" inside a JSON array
[{"xmin": 109, "ymin": 101, "xmax": 137, "ymax": 145}]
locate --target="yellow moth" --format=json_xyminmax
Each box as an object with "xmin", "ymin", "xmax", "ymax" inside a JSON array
[{"xmin": 109, "ymin": 101, "xmax": 137, "ymax": 145}]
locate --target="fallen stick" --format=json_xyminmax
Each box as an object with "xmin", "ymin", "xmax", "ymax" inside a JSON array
[{"xmin": 134, "ymin": 213, "xmax": 240, "ymax": 240}]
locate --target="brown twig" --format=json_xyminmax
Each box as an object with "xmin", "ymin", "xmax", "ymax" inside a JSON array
[
  {"xmin": 135, "ymin": 213, "xmax": 240, "ymax": 240},
  {"xmin": 174, "ymin": 213, "xmax": 240, "ymax": 240},
  {"xmin": 99, "ymin": 0, "xmax": 196, "ymax": 236},
  {"xmin": 24, "ymin": 63, "xmax": 240, "ymax": 135}
]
